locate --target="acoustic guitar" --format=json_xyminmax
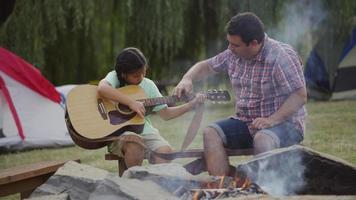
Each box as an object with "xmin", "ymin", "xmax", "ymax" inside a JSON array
[{"xmin": 65, "ymin": 84, "xmax": 230, "ymax": 149}]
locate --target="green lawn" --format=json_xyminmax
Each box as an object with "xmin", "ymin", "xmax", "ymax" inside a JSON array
[{"xmin": 1, "ymin": 100, "xmax": 356, "ymax": 199}]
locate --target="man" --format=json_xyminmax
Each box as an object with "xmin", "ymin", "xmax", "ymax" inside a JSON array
[{"xmin": 174, "ymin": 12, "xmax": 307, "ymax": 176}]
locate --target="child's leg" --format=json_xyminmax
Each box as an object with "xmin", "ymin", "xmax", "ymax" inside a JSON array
[
  {"xmin": 122, "ymin": 141, "xmax": 144, "ymax": 167},
  {"xmin": 151, "ymin": 145, "xmax": 173, "ymax": 164},
  {"xmin": 109, "ymin": 132, "xmax": 145, "ymax": 168},
  {"xmin": 142, "ymin": 133, "xmax": 172, "ymax": 164}
]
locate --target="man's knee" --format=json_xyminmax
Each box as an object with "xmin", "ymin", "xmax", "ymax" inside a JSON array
[
  {"xmin": 253, "ymin": 131, "xmax": 278, "ymax": 154},
  {"xmin": 254, "ymin": 131, "xmax": 278, "ymax": 145}
]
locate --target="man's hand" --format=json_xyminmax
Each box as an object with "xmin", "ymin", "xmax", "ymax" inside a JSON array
[
  {"xmin": 174, "ymin": 78, "xmax": 193, "ymax": 98},
  {"xmin": 128, "ymin": 100, "xmax": 146, "ymax": 118},
  {"xmin": 251, "ymin": 117, "xmax": 279, "ymax": 129}
]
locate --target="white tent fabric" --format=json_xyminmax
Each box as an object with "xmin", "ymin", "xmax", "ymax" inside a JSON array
[
  {"xmin": 56, "ymin": 84, "xmax": 77, "ymax": 109},
  {"xmin": 331, "ymin": 46, "xmax": 356, "ymax": 100},
  {"xmin": 0, "ymin": 49, "xmax": 74, "ymax": 151}
]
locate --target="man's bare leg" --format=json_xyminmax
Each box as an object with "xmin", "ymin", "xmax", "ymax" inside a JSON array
[
  {"xmin": 203, "ymin": 127, "xmax": 229, "ymax": 176},
  {"xmin": 123, "ymin": 142, "xmax": 145, "ymax": 167},
  {"xmin": 151, "ymin": 146, "xmax": 173, "ymax": 164},
  {"xmin": 253, "ymin": 131, "xmax": 278, "ymax": 155}
]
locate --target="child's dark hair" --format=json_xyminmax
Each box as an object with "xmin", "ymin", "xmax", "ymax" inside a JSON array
[{"xmin": 115, "ymin": 47, "xmax": 147, "ymax": 86}]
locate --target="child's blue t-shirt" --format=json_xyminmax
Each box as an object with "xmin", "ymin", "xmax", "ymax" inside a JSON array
[{"xmin": 104, "ymin": 70, "xmax": 167, "ymax": 135}]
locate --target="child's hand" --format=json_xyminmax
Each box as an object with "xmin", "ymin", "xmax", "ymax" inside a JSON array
[
  {"xmin": 129, "ymin": 101, "xmax": 146, "ymax": 118},
  {"xmin": 189, "ymin": 93, "xmax": 205, "ymax": 108}
]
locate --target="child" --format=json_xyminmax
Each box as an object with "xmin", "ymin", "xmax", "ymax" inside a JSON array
[{"xmin": 98, "ymin": 47, "xmax": 204, "ymax": 168}]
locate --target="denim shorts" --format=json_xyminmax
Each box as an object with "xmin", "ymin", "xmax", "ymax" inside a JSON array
[{"xmin": 208, "ymin": 118, "xmax": 303, "ymax": 149}]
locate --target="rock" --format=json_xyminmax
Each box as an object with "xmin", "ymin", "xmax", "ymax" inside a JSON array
[
  {"xmin": 122, "ymin": 163, "xmax": 211, "ymax": 194},
  {"xmin": 122, "ymin": 163, "xmax": 193, "ymax": 179},
  {"xmin": 28, "ymin": 161, "xmax": 178, "ymax": 200}
]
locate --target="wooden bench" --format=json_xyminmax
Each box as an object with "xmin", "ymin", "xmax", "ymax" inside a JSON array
[
  {"xmin": 105, "ymin": 148, "xmax": 253, "ymax": 176},
  {"xmin": 0, "ymin": 159, "xmax": 80, "ymax": 199}
]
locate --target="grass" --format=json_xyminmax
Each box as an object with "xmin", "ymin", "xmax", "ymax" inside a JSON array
[
  {"xmin": 303, "ymin": 101, "xmax": 356, "ymax": 163},
  {"xmin": 1, "ymin": 100, "xmax": 356, "ymax": 199}
]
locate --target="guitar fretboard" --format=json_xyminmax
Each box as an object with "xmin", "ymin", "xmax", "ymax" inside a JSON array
[
  {"xmin": 136, "ymin": 90, "xmax": 230, "ymax": 107},
  {"xmin": 139, "ymin": 95, "xmax": 186, "ymax": 107}
]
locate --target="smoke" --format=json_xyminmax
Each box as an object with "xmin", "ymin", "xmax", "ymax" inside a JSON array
[
  {"xmin": 259, "ymin": 153, "xmax": 305, "ymax": 196},
  {"xmin": 270, "ymin": 0, "xmax": 327, "ymax": 60},
  {"xmin": 241, "ymin": 149, "xmax": 306, "ymax": 197}
]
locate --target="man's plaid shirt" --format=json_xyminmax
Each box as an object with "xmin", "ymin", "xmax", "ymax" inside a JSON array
[{"xmin": 207, "ymin": 35, "xmax": 307, "ymax": 136}]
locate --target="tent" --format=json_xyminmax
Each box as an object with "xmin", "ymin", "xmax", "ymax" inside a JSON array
[
  {"xmin": 305, "ymin": 27, "xmax": 356, "ymax": 100},
  {"xmin": 0, "ymin": 47, "xmax": 74, "ymax": 152}
]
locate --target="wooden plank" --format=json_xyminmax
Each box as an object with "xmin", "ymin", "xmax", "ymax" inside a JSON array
[
  {"xmin": 0, "ymin": 159, "xmax": 80, "ymax": 199},
  {"xmin": 106, "ymin": 148, "xmax": 253, "ymax": 176},
  {"xmin": 0, "ymin": 173, "xmax": 52, "ymax": 197},
  {"xmin": 166, "ymin": 148, "xmax": 254, "ymax": 158},
  {"xmin": 105, "ymin": 148, "xmax": 253, "ymax": 161},
  {"xmin": 0, "ymin": 159, "xmax": 79, "ymax": 184}
]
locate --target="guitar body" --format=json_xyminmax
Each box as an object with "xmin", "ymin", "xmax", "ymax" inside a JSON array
[
  {"xmin": 66, "ymin": 85, "xmax": 146, "ymax": 149},
  {"xmin": 66, "ymin": 84, "xmax": 230, "ymax": 149}
]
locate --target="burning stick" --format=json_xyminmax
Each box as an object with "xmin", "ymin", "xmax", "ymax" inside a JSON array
[
  {"xmin": 186, "ymin": 177, "xmax": 267, "ymax": 199},
  {"xmin": 191, "ymin": 189, "xmax": 226, "ymax": 199},
  {"xmin": 173, "ymin": 185, "xmax": 187, "ymax": 196},
  {"xmin": 192, "ymin": 191, "xmax": 203, "ymax": 200},
  {"xmin": 190, "ymin": 188, "xmax": 231, "ymax": 193}
]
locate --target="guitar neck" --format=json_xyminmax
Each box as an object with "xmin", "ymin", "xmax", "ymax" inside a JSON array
[
  {"xmin": 138, "ymin": 95, "xmax": 186, "ymax": 107},
  {"xmin": 137, "ymin": 89, "xmax": 230, "ymax": 107}
]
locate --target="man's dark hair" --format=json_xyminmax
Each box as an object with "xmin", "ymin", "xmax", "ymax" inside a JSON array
[
  {"xmin": 226, "ymin": 12, "xmax": 265, "ymax": 45},
  {"xmin": 115, "ymin": 47, "xmax": 147, "ymax": 86}
]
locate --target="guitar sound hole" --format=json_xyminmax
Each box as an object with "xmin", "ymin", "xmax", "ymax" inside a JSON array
[
  {"xmin": 108, "ymin": 111, "xmax": 137, "ymax": 125},
  {"xmin": 117, "ymin": 103, "xmax": 133, "ymax": 114}
]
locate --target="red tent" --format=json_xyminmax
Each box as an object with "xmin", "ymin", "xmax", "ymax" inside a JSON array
[{"xmin": 0, "ymin": 48, "xmax": 73, "ymax": 151}]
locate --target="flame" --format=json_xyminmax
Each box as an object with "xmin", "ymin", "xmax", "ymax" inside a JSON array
[
  {"xmin": 230, "ymin": 178, "xmax": 237, "ymax": 188},
  {"xmin": 193, "ymin": 191, "xmax": 199, "ymax": 200},
  {"xmin": 234, "ymin": 174, "xmax": 251, "ymax": 188},
  {"xmin": 219, "ymin": 176, "xmax": 225, "ymax": 189},
  {"xmin": 206, "ymin": 181, "xmax": 213, "ymax": 189},
  {"xmin": 241, "ymin": 177, "xmax": 251, "ymax": 190},
  {"xmin": 189, "ymin": 175, "xmax": 262, "ymax": 199},
  {"xmin": 234, "ymin": 175, "xmax": 241, "ymax": 187},
  {"xmin": 201, "ymin": 175, "xmax": 253, "ymax": 191}
]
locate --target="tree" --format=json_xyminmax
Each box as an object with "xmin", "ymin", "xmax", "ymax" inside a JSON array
[{"xmin": 1, "ymin": 0, "xmax": 355, "ymax": 85}]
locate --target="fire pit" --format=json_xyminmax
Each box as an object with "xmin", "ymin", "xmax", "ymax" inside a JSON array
[
  {"xmin": 178, "ymin": 175, "xmax": 266, "ymax": 200},
  {"xmin": 28, "ymin": 145, "xmax": 356, "ymax": 200}
]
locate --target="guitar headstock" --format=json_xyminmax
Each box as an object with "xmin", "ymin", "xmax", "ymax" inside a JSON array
[{"xmin": 206, "ymin": 89, "xmax": 231, "ymax": 103}]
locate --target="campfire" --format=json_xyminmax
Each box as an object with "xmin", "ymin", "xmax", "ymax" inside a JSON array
[{"xmin": 175, "ymin": 174, "xmax": 266, "ymax": 200}]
